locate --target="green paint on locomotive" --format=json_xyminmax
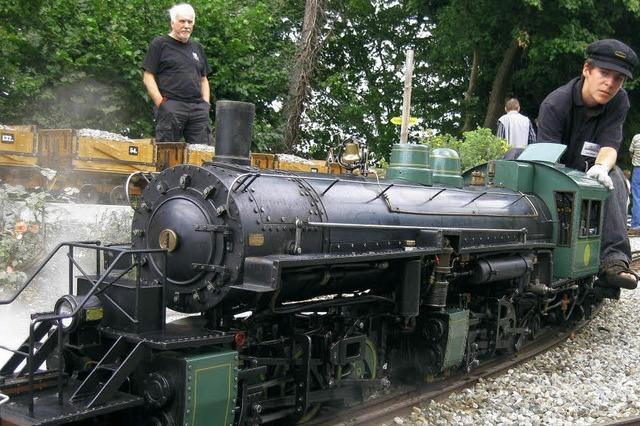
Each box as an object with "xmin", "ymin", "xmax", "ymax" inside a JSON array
[
  {"xmin": 442, "ymin": 309, "xmax": 469, "ymax": 370},
  {"xmin": 430, "ymin": 148, "xmax": 464, "ymax": 188},
  {"xmin": 386, "ymin": 143, "xmax": 434, "ymax": 185},
  {"xmin": 184, "ymin": 350, "xmax": 238, "ymax": 426},
  {"xmin": 489, "ymin": 145, "xmax": 608, "ymax": 280}
]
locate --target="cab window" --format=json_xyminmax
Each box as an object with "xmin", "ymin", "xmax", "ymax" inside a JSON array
[
  {"xmin": 579, "ymin": 199, "xmax": 602, "ymax": 237},
  {"xmin": 554, "ymin": 192, "xmax": 574, "ymax": 247}
]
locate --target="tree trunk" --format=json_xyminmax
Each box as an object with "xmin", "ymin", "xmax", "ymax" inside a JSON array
[
  {"xmin": 462, "ymin": 48, "xmax": 479, "ymax": 133},
  {"xmin": 282, "ymin": 0, "xmax": 325, "ymax": 153},
  {"xmin": 483, "ymin": 40, "xmax": 521, "ymax": 131}
]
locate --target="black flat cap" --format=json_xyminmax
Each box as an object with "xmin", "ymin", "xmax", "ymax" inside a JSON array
[{"xmin": 587, "ymin": 39, "xmax": 638, "ymax": 78}]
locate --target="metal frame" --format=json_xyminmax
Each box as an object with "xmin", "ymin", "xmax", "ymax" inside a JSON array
[{"xmin": 0, "ymin": 241, "xmax": 167, "ymax": 413}]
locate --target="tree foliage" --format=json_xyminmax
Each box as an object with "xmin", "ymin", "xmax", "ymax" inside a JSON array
[
  {"xmin": 3, "ymin": 0, "xmax": 640, "ymax": 166},
  {"xmin": 415, "ymin": 0, "xmax": 640, "ymax": 143},
  {"xmin": 302, "ymin": 0, "xmax": 430, "ymax": 161}
]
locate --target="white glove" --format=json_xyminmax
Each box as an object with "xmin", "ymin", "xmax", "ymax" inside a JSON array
[{"xmin": 586, "ymin": 164, "xmax": 614, "ymax": 190}]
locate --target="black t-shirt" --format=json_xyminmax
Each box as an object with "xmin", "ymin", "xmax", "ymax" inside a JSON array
[
  {"xmin": 537, "ymin": 76, "xmax": 629, "ymax": 171},
  {"xmin": 142, "ymin": 35, "xmax": 211, "ymax": 103}
]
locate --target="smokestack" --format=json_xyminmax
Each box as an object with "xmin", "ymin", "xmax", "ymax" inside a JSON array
[{"xmin": 213, "ymin": 100, "xmax": 255, "ymax": 165}]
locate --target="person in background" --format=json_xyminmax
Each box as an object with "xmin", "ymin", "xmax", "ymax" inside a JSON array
[
  {"xmin": 142, "ymin": 3, "xmax": 212, "ymax": 144},
  {"xmin": 623, "ymin": 169, "xmax": 632, "ymax": 218},
  {"xmin": 629, "ymin": 134, "xmax": 640, "ymax": 234},
  {"xmin": 497, "ymin": 97, "xmax": 536, "ymax": 160},
  {"xmin": 537, "ymin": 39, "xmax": 639, "ymax": 290}
]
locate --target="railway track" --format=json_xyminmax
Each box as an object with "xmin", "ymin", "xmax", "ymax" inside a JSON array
[{"xmin": 308, "ymin": 248, "xmax": 640, "ymax": 426}]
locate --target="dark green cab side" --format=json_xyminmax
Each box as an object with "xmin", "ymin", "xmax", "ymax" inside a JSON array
[{"xmin": 489, "ymin": 158, "xmax": 608, "ymax": 279}]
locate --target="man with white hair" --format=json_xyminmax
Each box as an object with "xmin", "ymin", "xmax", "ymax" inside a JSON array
[{"xmin": 142, "ymin": 3, "xmax": 212, "ymax": 144}]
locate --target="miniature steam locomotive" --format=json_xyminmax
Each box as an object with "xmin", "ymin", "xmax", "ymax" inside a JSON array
[{"xmin": 0, "ymin": 101, "xmax": 613, "ymax": 425}]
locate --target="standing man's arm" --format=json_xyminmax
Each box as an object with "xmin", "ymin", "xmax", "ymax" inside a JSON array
[
  {"xmin": 528, "ymin": 122, "xmax": 536, "ymax": 145},
  {"xmin": 201, "ymin": 76, "xmax": 210, "ymax": 104},
  {"xmin": 143, "ymin": 71, "xmax": 164, "ymax": 108},
  {"xmin": 496, "ymin": 121, "xmax": 505, "ymax": 139},
  {"xmin": 630, "ymin": 134, "xmax": 640, "ymax": 154}
]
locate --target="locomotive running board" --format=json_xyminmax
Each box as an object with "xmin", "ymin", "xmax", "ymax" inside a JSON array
[
  {"xmin": 235, "ymin": 247, "xmax": 447, "ymax": 292},
  {"xmin": 0, "ymin": 380, "xmax": 143, "ymax": 426}
]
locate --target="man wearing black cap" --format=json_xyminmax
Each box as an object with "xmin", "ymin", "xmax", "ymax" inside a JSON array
[{"xmin": 538, "ymin": 39, "xmax": 639, "ymax": 290}]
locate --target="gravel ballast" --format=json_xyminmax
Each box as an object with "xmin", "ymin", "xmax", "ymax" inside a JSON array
[{"xmin": 386, "ymin": 281, "xmax": 640, "ymax": 425}]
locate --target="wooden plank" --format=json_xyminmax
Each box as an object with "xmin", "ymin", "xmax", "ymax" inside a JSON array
[
  {"xmin": 276, "ymin": 159, "xmax": 327, "ymax": 173},
  {"xmin": 156, "ymin": 142, "xmax": 186, "ymax": 170},
  {"xmin": 9, "ymin": 125, "xmax": 36, "ymax": 133},
  {"xmin": 0, "ymin": 154, "xmax": 38, "ymax": 167},
  {"xmin": 71, "ymin": 159, "xmax": 156, "ymax": 174},
  {"xmin": 250, "ymin": 153, "xmax": 275, "ymax": 169},
  {"xmin": 38, "ymin": 129, "xmax": 76, "ymax": 168},
  {"xmin": 399, "ymin": 49, "xmax": 414, "ymax": 144}
]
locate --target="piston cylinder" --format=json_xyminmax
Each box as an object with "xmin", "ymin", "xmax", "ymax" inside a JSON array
[{"xmin": 470, "ymin": 255, "xmax": 533, "ymax": 284}]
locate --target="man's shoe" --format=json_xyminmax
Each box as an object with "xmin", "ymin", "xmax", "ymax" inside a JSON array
[{"xmin": 597, "ymin": 260, "xmax": 639, "ymax": 290}]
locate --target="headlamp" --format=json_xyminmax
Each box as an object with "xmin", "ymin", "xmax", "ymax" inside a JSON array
[{"xmin": 54, "ymin": 295, "xmax": 103, "ymax": 333}]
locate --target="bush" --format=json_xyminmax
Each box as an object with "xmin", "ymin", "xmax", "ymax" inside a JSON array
[
  {"xmin": 423, "ymin": 128, "xmax": 509, "ymax": 171},
  {"xmin": 88, "ymin": 209, "xmax": 134, "ymax": 245},
  {"xmin": 0, "ymin": 185, "xmax": 48, "ymax": 286}
]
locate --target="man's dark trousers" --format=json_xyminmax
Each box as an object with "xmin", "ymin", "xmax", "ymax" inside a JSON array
[
  {"xmin": 155, "ymin": 99, "xmax": 211, "ymax": 144},
  {"xmin": 601, "ymin": 166, "xmax": 632, "ymax": 266}
]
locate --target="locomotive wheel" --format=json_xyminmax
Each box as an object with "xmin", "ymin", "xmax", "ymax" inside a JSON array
[
  {"xmin": 109, "ymin": 185, "xmax": 126, "ymax": 204},
  {"xmin": 342, "ymin": 339, "xmax": 377, "ymax": 381},
  {"xmin": 297, "ymin": 340, "xmax": 378, "ymax": 423},
  {"xmin": 291, "ymin": 349, "xmax": 322, "ymax": 425},
  {"xmin": 79, "ymin": 184, "xmax": 98, "ymax": 204},
  {"xmin": 332, "ymin": 338, "xmax": 378, "ymax": 409},
  {"xmin": 529, "ymin": 313, "xmax": 542, "ymax": 339},
  {"xmin": 297, "ymin": 403, "xmax": 321, "ymax": 424}
]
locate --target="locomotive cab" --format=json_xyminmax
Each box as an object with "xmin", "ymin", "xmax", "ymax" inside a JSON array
[{"xmin": 488, "ymin": 143, "xmax": 609, "ymax": 279}]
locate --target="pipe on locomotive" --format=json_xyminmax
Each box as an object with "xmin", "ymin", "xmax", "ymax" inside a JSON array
[{"xmin": 212, "ymin": 100, "xmax": 255, "ymax": 166}]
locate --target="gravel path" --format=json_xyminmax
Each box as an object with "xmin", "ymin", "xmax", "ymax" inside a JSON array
[{"xmin": 386, "ymin": 275, "xmax": 640, "ymax": 425}]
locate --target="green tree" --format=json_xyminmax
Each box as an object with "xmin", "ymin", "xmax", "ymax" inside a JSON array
[
  {"xmin": 302, "ymin": 0, "xmax": 430, "ymax": 162},
  {"xmin": 5, "ymin": 0, "xmax": 640, "ymax": 166}
]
